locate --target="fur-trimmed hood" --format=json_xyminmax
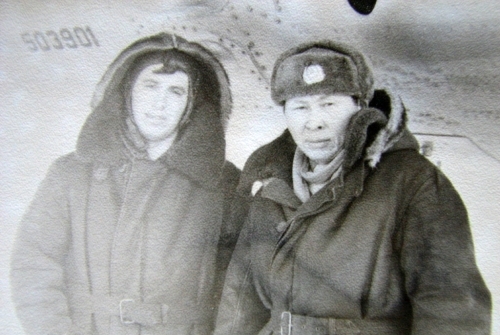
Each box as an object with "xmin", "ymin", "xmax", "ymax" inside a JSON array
[
  {"xmin": 76, "ymin": 33, "xmax": 232, "ymax": 189},
  {"xmin": 238, "ymin": 89, "xmax": 419, "ymax": 195}
]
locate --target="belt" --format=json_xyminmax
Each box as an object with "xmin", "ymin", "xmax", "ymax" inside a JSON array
[
  {"xmin": 85, "ymin": 295, "xmax": 209, "ymax": 327},
  {"xmin": 271, "ymin": 311, "xmax": 411, "ymax": 335},
  {"xmin": 89, "ymin": 295, "xmax": 168, "ymax": 326}
]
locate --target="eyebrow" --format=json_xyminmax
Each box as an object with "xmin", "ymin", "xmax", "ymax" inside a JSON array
[
  {"xmin": 318, "ymin": 95, "xmax": 335, "ymax": 101},
  {"xmin": 289, "ymin": 99, "xmax": 308, "ymax": 105}
]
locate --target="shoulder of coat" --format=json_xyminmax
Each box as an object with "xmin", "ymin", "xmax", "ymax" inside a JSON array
[
  {"xmin": 238, "ymin": 131, "xmax": 295, "ymax": 196},
  {"xmin": 375, "ymin": 149, "xmax": 437, "ymax": 185},
  {"xmin": 214, "ymin": 160, "xmax": 242, "ymax": 197},
  {"xmin": 49, "ymin": 152, "xmax": 94, "ymax": 181}
]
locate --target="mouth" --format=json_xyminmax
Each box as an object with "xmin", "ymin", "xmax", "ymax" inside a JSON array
[
  {"xmin": 144, "ymin": 113, "xmax": 168, "ymax": 125},
  {"xmin": 145, "ymin": 113, "xmax": 167, "ymax": 120},
  {"xmin": 305, "ymin": 139, "xmax": 330, "ymax": 148}
]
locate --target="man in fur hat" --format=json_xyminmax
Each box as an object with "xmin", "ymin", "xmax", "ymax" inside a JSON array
[
  {"xmin": 214, "ymin": 41, "xmax": 491, "ymax": 334},
  {"xmin": 10, "ymin": 33, "xmax": 243, "ymax": 335}
]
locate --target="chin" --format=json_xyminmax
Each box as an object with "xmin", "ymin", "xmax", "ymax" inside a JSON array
[
  {"xmin": 153, "ymin": 137, "xmax": 172, "ymax": 144},
  {"xmin": 303, "ymin": 148, "xmax": 338, "ymax": 163},
  {"xmin": 302, "ymin": 152, "xmax": 329, "ymax": 164},
  {"xmin": 139, "ymin": 127, "xmax": 173, "ymax": 141}
]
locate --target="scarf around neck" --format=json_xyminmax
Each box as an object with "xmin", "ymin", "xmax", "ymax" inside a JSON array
[{"xmin": 292, "ymin": 147, "xmax": 345, "ymax": 203}]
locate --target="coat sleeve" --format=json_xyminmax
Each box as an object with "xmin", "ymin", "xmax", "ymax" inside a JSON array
[
  {"xmin": 400, "ymin": 167, "xmax": 491, "ymax": 335},
  {"xmin": 215, "ymin": 161, "xmax": 248, "ymax": 285},
  {"xmin": 214, "ymin": 207, "xmax": 271, "ymax": 335},
  {"xmin": 210, "ymin": 162, "xmax": 249, "ymax": 331},
  {"xmin": 10, "ymin": 156, "xmax": 81, "ymax": 335}
]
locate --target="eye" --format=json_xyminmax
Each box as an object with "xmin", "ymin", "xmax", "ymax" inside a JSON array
[
  {"xmin": 321, "ymin": 102, "xmax": 335, "ymax": 107},
  {"xmin": 170, "ymin": 87, "xmax": 187, "ymax": 96},
  {"xmin": 291, "ymin": 104, "xmax": 307, "ymax": 111},
  {"xmin": 142, "ymin": 80, "xmax": 157, "ymax": 88}
]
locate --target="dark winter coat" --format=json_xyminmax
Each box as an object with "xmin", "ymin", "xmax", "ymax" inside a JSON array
[
  {"xmin": 214, "ymin": 91, "xmax": 491, "ymax": 335},
  {"xmin": 11, "ymin": 33, "xmax": 242, "ymax": 335}
]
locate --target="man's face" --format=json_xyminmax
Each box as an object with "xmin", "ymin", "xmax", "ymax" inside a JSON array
[
  {"xmin": 284, "ymin": 94, "xmax": 360, "ymax": 165},
  {"xmin": 131, "ymin": 63, "xmax": 189, "ymax": 143}
]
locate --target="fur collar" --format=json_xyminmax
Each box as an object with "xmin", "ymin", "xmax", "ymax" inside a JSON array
[{"xmin": 238, "ymin": 89, "xmax": 419, "ymax": 195}]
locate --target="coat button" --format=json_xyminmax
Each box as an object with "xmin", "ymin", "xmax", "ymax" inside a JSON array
[
  {"xmin": 276, "ymin": 221, "xmax": 288, "ymax": 233},
  {"xmin": 93, "ymin": 166, "xmax": 109, "ymax": 181}
]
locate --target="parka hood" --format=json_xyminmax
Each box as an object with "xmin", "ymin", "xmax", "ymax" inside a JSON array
[
  {"xmin": 237, "ymin": 89, "xmax": 419, "ymax": 195},
  {"xmin": 76, "ymin": 33, "xmax": 232, "ymax": 189}
]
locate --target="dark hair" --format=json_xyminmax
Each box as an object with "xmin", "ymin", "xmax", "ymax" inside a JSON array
[
  {"xmin": 126, "ymin": 50, "xmax": 200, "ymax": 87},
  {"xmin": 122, "ymin": 50, "xmax": 202, "ymax": 130}
]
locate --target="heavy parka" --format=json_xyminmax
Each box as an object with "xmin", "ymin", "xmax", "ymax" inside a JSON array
[
  {"xmin": 214, "ymin": 90, "xmax": 491, "ymax": 335},
  {"xmin": 11, "ymin": 33, "xmax": 241, "ymax": 335}
]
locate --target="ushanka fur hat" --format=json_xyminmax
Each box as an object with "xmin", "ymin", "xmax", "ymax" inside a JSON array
[{"xmin": 271, "ymin": 41, "xmax": 374, "ymax": 106}]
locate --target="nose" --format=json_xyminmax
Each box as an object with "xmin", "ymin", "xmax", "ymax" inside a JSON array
[
  {"xmin": 154, "ymin": 92, "xmax": 169, "ymax": 110},
  {"xmin": 305, "ymin": 112, "xmax": 326, "ymax": 131}
]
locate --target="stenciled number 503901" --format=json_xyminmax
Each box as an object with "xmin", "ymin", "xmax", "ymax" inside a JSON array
[{"xmin": 21, "ymin": 26, "xmax": 99, "ymax": 52}]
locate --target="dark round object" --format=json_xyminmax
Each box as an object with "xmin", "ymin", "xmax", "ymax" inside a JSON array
[{"xmin": 348, "ymin": 0, "xmax": 377, "ymax": 15}]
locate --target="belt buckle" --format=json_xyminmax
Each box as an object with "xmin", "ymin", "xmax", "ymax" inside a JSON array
[
  {"xmin": 281, "ymin": 311, "xmax": 292, "ymax": 335},
  {"xmin": 119, "ymin": 299, "xmax": 135, "ymax": 324}
]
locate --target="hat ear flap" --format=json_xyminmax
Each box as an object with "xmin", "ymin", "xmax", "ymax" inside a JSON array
[{"xmin": 342, "ymin": 108, "xmax": 387, "ymax": 168}]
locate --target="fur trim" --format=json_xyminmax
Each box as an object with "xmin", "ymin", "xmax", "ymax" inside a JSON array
[
  {"xmin": 365, "ymin": 89, "xmax": 407, "ymax": 167},
  {"xmin": 271, "ymin": 40, "xmax": 374, "ymax": 105}
]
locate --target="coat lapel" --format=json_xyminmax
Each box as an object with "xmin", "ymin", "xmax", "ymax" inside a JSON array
[
  {"xmin": 270, "ymin": 162, "xmax": 367, "ymax": 263},
  {"xmin": 108, "ymin": 161, "xmax": 165, "ymax": 295},
  {"xmin": 260, "ymin": 178, "xmax": 301, "ymax": 209}
]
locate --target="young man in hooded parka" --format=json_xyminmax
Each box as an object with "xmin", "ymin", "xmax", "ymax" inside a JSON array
[
  {"xmin": 10, "ymin": 33, "xmax": 243, "ymax": 335},
  {"xmin": 214, "ymin": 41, "xmax": 491, "ymax": 334}
]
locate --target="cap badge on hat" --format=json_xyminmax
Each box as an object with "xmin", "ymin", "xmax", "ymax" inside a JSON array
[{"xmin": 302, "ymin": 64, "xmax": 325, "ymax": 85}]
